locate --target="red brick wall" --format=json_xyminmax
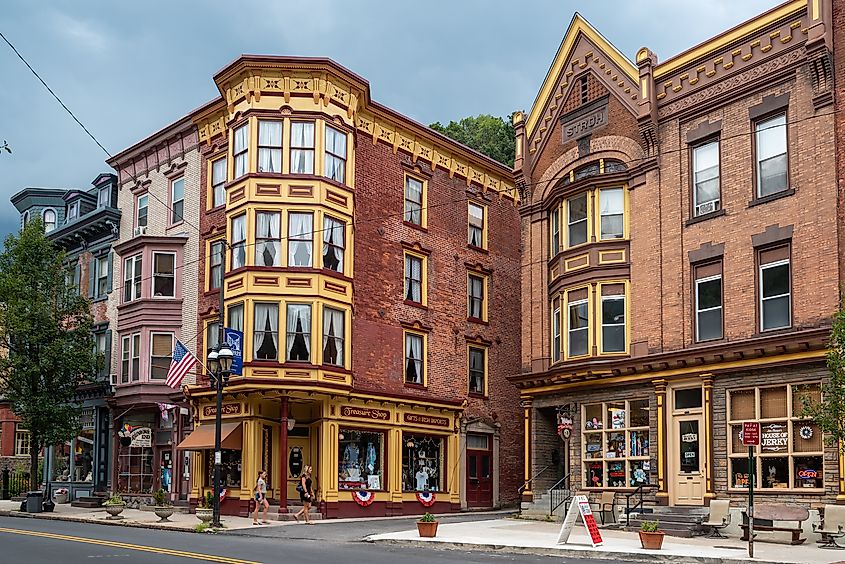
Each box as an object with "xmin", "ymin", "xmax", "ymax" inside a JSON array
[
  {"xmin": 834, "ymin": 0, "xmax": 845, "ymax": 289},
  {"xmin": 0, "ymin": 402, "xmax": 20, "ymax": 458}
]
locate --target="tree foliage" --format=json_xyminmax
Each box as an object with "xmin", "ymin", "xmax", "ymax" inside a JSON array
[
  {"xmin": 0, "ymin": 219, "xmax": 99, "ymax": 480},
  {"xmin": 430, "ymin": 114, "xmax": 515, "ymax": 168},
  {"xmin": 802, "ymin": 303, "xmax": 845, "ymax": 449}
]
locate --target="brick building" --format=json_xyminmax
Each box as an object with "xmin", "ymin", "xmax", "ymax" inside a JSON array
[
  {"xmin": 513, "ymin": 0, "xmax": 840, "ymax": 509},
  {"xmin": 179, "ymin": 56, "xmax": 522, "ymax": 517}
]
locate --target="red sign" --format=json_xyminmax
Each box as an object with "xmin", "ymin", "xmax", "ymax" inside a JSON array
[
  {"xmin": 742, "ymin": 421, "xmax": 761, "ymax": 446},
  {"xmin": 576, "ymin": 498, "xmax": 604, "ymax": 547}
]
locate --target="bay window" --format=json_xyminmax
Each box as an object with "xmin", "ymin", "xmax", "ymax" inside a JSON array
[
  {"xmin": 255, "ymin": 211, "xmax": 281, "ymax": 267},
  {"xmin": 123, "ymin": 255, "xmax": 142, "ymax": 302},
  {"xmin": 288, "ymin": 212, "xmax": 313, "ymax": 267},
  {"xmin": 322, "ymin": 216, "xmax": 345, "ymax": 272},
  {"xmin": 567, "ymin": 193, "xmax": 588, "ymax": 247},
  {"xmin": 290, "ymin": 121, "xmax": 315, "ymax": 174},
  {"xmin": 150, "ymin": 333, "xmax": 173, "ymax": 380},
  {"xmin": 324, "ymin": 125, "xmax": 347, "ymax": 183},
  {"xmin": 322, "ymin": 307, "xmax": 344, "ymax": 367},
  {"xmin": 152, "ymin": 252, "xmax": 175, "ymax": 297},
  {"xmin": 258, "ymin": 120, "xmax": 282, "ymax": 173},
  {"xmin": 231, "ymin": 215, "xmax": 246, "ymax": 269},
  {"xmin": 599, "ymin": 188, "xmax": 624, "ymax": 239},
  {"xmin": 253, "ymin": 303, "xmax": 279, "ymax": 361},
  {"xmin": 233, "ymin": 123, "xmax": 249, "ymax": 178},
  {"xmin": 286, "ymin": 304, "xmax": 311, "ymax": 362},
  {"xmin": 600, "ymin": 285, "xmax": 625, "ymax": 353},
  {"xmin": 567, "ymin": 290, "xmax": 589, "ymax": 357}
]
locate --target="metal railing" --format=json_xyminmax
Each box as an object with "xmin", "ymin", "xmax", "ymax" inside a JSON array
[
  {"xmin": 549, "ymin": 472, "xmax": 572, "ymax": 516},
  {"xmin": 625, "ymin": 483, "xmax": 658, "ymax": 526},
  {"xmin": 517, "ymin": 464, "xmax": 551, "ymax": 516},
  {"xmin": 1, "ymin": 468, "xmax": 32, "ymax": 500}
]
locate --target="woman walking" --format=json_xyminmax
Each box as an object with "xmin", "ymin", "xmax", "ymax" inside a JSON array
[
  {"xmin": 252, "ymin": 470, "xmax": 270, "ymax": 525},
  {"xmin": 294, "ymin": 466, "xmax": 314, "ymax": 524}
]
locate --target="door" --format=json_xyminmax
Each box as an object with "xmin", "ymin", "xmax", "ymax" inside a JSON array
[
  {"xmin": 466, "ymin": 434, "xmax": 493, "ymax": 508},
  {"xmin": 673, "ymin": 416, "xmax": 705, "ymax": 505},
  {"xmin": 286, "ymin": 430, "xmax": 310, "ymax": 500}
]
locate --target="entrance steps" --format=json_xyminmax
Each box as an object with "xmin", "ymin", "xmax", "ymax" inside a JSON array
[
  {"xmin": 519, "ymin": 492, "xmax": 564, "ymax": 520},
  {"xmin": 71, "ymin": 491, "xmax": 108, "ymax": 509},
  {"xmin": 625, "ymin": 506, "xmax": 708, "ymax": 538},
  {"xmin": 265, "ymin": 501, "xmax": 324, "ymax": 521}
]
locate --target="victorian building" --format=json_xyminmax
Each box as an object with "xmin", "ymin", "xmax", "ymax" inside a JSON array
[
  {"xmin": 178, "ymin": 56, "xmax": 522, "ymax": 517},
  {"xmin": 514, "ymin": 0, "xmax": 839, "ymax": 508}
]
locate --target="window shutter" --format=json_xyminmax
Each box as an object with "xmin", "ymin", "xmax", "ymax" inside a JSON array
[
  {"xmin": 74, "ymin": 262, "xmax": 82, "ymax": 295},
  {"xmin": 88, "ymin": 257, "xmax": 96, "ymax": 298},
  {"xmin": 104, "ymin": 330, "xmax": 112, "ymax": 379},
  {"xmin": 106, "ymin": 252, "xmax": 114, "ymax": 293}
]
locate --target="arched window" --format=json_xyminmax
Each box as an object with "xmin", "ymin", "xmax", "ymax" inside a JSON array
[
  {"xmin": 43, "ymin": 209, "xmax": 56, "ymax": 232},
  {"xmin": 21, "ymin": 211, "xmax": 30, "ymax": 226}
]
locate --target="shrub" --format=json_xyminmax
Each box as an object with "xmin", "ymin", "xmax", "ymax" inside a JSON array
[
  {"xmin": 152, "ymin": 489, "xmax": 171, "ymax": 507},
  {"xmin": 102, "ymin": 493, "xmax": 124, "ymax": 506},
  {"xmin": 640, "ymin": 520, "xmax": 660, "ymax": 533},
  {"xmin": 419, "ymin": 512, "xmax": 437, "ymax": 523}
]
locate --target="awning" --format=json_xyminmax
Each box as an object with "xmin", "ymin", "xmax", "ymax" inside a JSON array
[{"xmin": 177, "ymin": 422, "xmax": 242, "ymax": 450}]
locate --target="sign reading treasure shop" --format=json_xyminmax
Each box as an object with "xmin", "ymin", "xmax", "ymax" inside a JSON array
[
  {"xmin": 341, "ymin": 406, "xmax": 390, "ymax": 421},
  {"xmin": 203, "ymin": 403, "xmax": 242, "ymax": 418},
  {"xmin": 561, "ymin": 104, "xmax": 608, "ymax": 142},
  {"xmin": 760, "ymin": 423, "xmax": 788, "ymax": 452},
  {"xmin": 404, "ymin": 413, "xmax": 450, "ymax": 427}
]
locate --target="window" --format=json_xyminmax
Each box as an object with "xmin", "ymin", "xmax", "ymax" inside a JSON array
[
  {"xmin": 404, "ymin": 253, "xmax": 424, "ymax": 304},
  {"xmin": 322, "ymin": 307, "xmax": 345, "ymax": 367},
  {"xmin": 231, "ymin": 215, "xmax": 246, "ymax": 269},
  {"xmin": 255, "ymin": 211, "xmax": 281, "ymax": 267},
  {"xmin": 468, "ymin": 346, "xmax": 486, "ymax": 395},
  {"xmin": 290, "ymin": 121, "xmax": 315, "ymax": 174},
  {"xmin": 253, "ymin": 303, "xmax": 279, "ymax": 361},
  {"xmin": 66, "ymin": 261, "xmax": 81, "ymax": 295},
  {"xmin": 227, "ymin": 303, "xmax": 244, "ymax": 333},
  {"xmin": 209, "ymin": 241, "xmax": 224, "ymax": 290},
  {"xmin": 121, "ymin": 336, "xmax": 130, "ymax": 383},
  {"xmin": 233, "ymin": 123, "xmax": 249, "ymax": 178},
  {"xmin": 170, "ymin": 177, "xmax": 184, "ymax": 224},
  {"xmin": 322, "ymin": 216, "xmax": 345, "ymax": 272},
  {"xmin": 98, "ymin": 185, "xmax": 110, "ymax": 208},
  {"xmin": 206, "ymin": 322, "xmax": 221, "ymax": 356},
  {"xmin": 583, "ymin": 400, "xmax": 650, "ymax": 488},
  {"xmin": 550, "ymin": 208, "xmax": 560, "ymax": 256},
  {"xmin": 286, "ymin": 304, "xmax": 311, "ymax": 362},
  {"xmin": 339, "ymin": 429, "xmax": 384, "ymax": 491},
  {"xmin": 204, "ymin": 449, "xmax": 241, "ymax": 490},
  {"xmin": 131, "ymin": 334, "xmax": 140, "ymax": 381},
  {"xmin": 137, "ymin": 194, "xmax": 148, "ymax": 228},
  {"xmin": 755, "ymin": 113, "xmax": 788, "ymax": 197},
  {"xmin": 760, "ymin": 246, "xmax": 791, "ymax": 331},
  {"xmin": 600, "ymin": 285, "xmax": 625, "ymax": 353},
  {"xmin": 15, "ymin": 426, "xmax": 31, "ymax": 457},
  {"xmin": 288, "ymin": 212, "xmax": 313, "ymax": 267},
  {"xmin": 257, "ymin": 120, "xmax": 282, "ymax": 173},
  {"xmin": 404, "ymin": 332, "xmax": 424, "ymax": 385},
  {"xmin": 43, "ymin": 209, "xmax": 56, "ymax": 232},
  {"xmin": 552, "ymin": 297, "xmax": 561, "ymax": 363},
  {"xmin": 404, "ymin": 176, "xmax": 424, "ymax": 226},
  {"xmin": 95, "ymin": 255, "xmax": 109, "ymax": 298},
  {"xmin": 123, "ymin": 255, "xmax": 142, "ymax": 302},
  {"xmin": 468, "ymin": 202, "xmax": 485, "ymax": 248},
  {"xmin": 150, "ymin": 333, "xmax": 173, "ymax": 380},
  {"xmin": 324, "ymin": 125, "xmax": 347, "ymax": 183},
  {"xmin": 692, "ymin": 141, "xmax": 720, "ymax": 216},
  {"xmin": 67, "ymin": 201, "xmax": 79, "ymax": 221},
  {"xmin": 694, "ymin": 262, "xmax": 723, "ymax": 341},
  {"xmin": 22, "ymin": 211, "xmax": 30, "ymax": 226},
  {"xmin": 152, "ymin": 252, "xmax": 175, "ymax": 297},
  {"xmin": 468, "ymin": 273, "xmax": 485, "ymax": 321},
  {"xmin": 94, "ymin": 331, "xmax": 109, "ymax": 379},
  {"xmin": 579, "ymin": 75, "xmax": 589, "ymax": 104},
  {"xmin": 727, "ymin": 384, "xmax": 823, "ymax": 490},
  {"xmin": 402, "ymin": 434, "xmax": 444, "ymax": 492},
  {"xmin": 567, "ymin": 291, "xmax": 589, "ymax": 357},
  {"xmin": 211, "ymin": 157, "xmax": 227, "ymax": 208},
  {"xmin": 599, "ymin": 188, "xmax": 624, "ymax": 239},
  {"xmin": 567, "ymin": 193, "xmax": 587, "ymax": 247}
]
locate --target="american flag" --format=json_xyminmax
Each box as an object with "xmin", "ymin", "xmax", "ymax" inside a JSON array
[{"xmin": 165, "ymin": 340, "xmax": 197, "ymax": 389}]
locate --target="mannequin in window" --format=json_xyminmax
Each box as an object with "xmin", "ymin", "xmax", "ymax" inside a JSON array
[
  {"xmin": 366, "ymin": 442, "xmax": 377, "ymax": 474},
  {"xmin": 344, "ymin": 442, "xmax": 359, "ymax": 464},
  {"xmin": 415, "ymin": 465, "xmax": 428, "ymax": 491}
]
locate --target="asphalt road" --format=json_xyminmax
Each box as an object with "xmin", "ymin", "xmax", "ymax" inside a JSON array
[{"xmin": 0, "ymin": 515, "xmax": 631, "ymax": 564}]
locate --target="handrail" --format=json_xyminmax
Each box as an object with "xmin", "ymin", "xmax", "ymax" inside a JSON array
[
  {"xmin": 517, "ymin": 464, "xmax": 551, "ymax": 516},
  {"xmin": 549, "ymin": 472, "xmax": 572, "ymax": 516},
  {"xmin": 625, "ymin": 484, "xmax": 658, "ymax": 526}
]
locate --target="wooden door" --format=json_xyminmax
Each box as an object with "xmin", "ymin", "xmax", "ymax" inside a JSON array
[
  {"xmin": 286, "ymin": 432, "xmax": 310, "ymax": 500},
  {"xmin": 673, "ymin": 416, "xmax": 705, "ymax": 506},
  {"xmin": 466, "ymin": 434, "xmax": 493, "ymax": 507}
]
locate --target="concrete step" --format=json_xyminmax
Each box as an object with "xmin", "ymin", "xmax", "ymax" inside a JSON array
[
  {"xmin": 71, "ymin": 496, "xmax": 104, "ymax": 508},
  {"xmin": 273, "ymin": 512, "xmax": 324, "ymax": 522}
]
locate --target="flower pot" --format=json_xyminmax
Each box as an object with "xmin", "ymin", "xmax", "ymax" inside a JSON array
[
  {"xmin": 639, "ymin": 530, "xmax": 665, "ymax": 550},
  {"xmin": 54, "ymin": 493, "xmax": 68, "ymax": 505},
  {"xmin": 104, "ymin": 504, "xmax": 125, "ymax": 519},
  {"xmin": 416, "ymin": 520, "xmax": 438, "ymax": 538},
  {"xmin": 195, "ymin": 507, "xmax": 214, "ymax": 524},
  {"xmin": 154, "ymin": 506, "xmax": 174, "ymax": 522}
]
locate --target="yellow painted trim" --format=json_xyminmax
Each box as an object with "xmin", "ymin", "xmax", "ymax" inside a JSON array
[
  {"xmin": 563, "ymin": 283, "xmax": 593, "ymax": 361},
  {"xmin": 404, "ymin": 249, "xmax": 428, "ymax": 306},
  {"xmin": 403, "ymin": 328, "xmax": 428, "ymax": 387},
  {"xmin": 653, "ymin": 0, "xmax": 806, "ymax": 79},
  {"xmin": 403, "ymin": 172, "xmax": 428, "ymax": 229},
  {"xmin": 564, "ymin": 192, "xmax": 592, "ymax": 250},
  {"xmin": 468, "ymin": 200, "xmax": 488, "ymax": 250},
  {"xmin": 551, "ymin": 295, "xmax": 562, "ymax": 363},
  {"xmin": 564, "ymin": 253, "xmax": 590, "ymax": 272},
  {"xmin": 207, "ymin": 155, "xmax": 227, "ymax": 211},
  {"xmin": 467, "ymin": 343, "xmax": 489, "ymax": 396},
  {"xmin": 596, "ymin": 279, "xmax": 630, "ymax": 356},
  {"xmin": 467, "ymin": 270, "xmax": 489, "ymax": 322},
  {"xmin": 656, "ymin": 388, "xmax": 666, "ymax": 490}
]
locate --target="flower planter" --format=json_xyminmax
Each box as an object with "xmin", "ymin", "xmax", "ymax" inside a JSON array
[
  {"xmin": 103, "ymin": 504, "xmax": 126, "ymax": 519},
  {"xmin": 54, "ymin": 493, "xmax": 68, "ymax": 505},
  {"xmin": 416, "ymin": 520, "xmax": 439, "ymax": 538},
  {"xmin": 195, "ymin": 507, "xmax": 214, "ymax": 524},
  {"xmin": 154, "ymin": 506, "xmax": 174, "ymax": 522},
  {"xmin": 639, "ymin": 530, "xmax": 665, "ymax": 550}
]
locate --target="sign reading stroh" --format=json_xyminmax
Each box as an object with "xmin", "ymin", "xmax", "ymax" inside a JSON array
[
  {"xmin": 742, "ymin": 421, "xmax": 761, "ymax": 446},
  {"xmin": 203, "ymin": 403, "xmax": 242, "ymax": 418},
  {"xmin": 561, "ymin": 104, "xmax": 608, "ymax": 142},
  {"xmin": 557, "ymin": 494, "xmax": 604, "ymax": 547},
  {"xmin": 404, "ymin": 413, "xmax": 449, "ymax": 427},
  {"xmin": 341, "ymin": 406, "xmax": 390, "ymax": 422}
]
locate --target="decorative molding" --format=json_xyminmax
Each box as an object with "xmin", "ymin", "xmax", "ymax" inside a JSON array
[
  {"xmin": 751, "ymin": 223, "xmax": 794, "ymax": 248},
  {"xmin": 688, "ymin": 242, "xmax": 725, "ymax": 264}
]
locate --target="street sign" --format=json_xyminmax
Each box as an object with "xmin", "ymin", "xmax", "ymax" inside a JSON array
[
  {"xmin": 557, "ymin": 494, "xmax": 603, "ymax": 547},
  {"xmin": 742, "ymin": 421, "xmax": 761, "ymax": 446}
]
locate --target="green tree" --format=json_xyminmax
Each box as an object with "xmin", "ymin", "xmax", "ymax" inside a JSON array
[
  {"xmin": 430, "ymin": 114, "xmax": 515, "ymax": 168},
  {"xmin": 0, "ymin": 218, "xmax": 99, "ymax": 483},
  {"xmin": 802, "ymin": 303, "xmax": 845, "ymax": 448}
]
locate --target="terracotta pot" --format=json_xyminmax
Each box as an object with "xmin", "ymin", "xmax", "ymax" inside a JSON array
[
  {"xmin": 104, "ymin": 504, "xmax": 125, "ymax": 519},
  {"xmin": 154, "ymin": 506, "xmax": 174, "ymax": 522},
  {"xmin": 639, "ymin": 530, "xmax": 665, "ymax": 550},
  {"xmin": 195, "ymin": 507, "xmax": 214, "ymax": 524},
  {"xmin": 417, "ymin": 520, "xmax": 438, "ymax": 538}
]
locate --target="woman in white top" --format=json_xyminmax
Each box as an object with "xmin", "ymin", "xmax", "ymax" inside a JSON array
[{"xmin": 252, "ymin": 470, "xmax": 270, "ymax": 525}]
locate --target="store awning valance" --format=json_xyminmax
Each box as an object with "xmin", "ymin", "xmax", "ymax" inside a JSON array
[{"xmin": 177, "ymin": 422, "xmax": 242, "ymax": 450}]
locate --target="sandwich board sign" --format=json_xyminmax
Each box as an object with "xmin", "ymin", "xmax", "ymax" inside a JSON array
[{"xmin": 557, "ymin": 494, "xmax": 604, "ymax": 547}]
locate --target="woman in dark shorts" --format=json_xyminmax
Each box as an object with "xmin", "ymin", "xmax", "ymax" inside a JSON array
[{"xmin": 294, "ymin": 465, "xmax": 314, "ymax": 524}]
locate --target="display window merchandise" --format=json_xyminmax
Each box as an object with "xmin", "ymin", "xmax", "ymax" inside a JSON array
[
  {"xmin": 582, "ymin": 399, "xmax": 650, "ymax": 488},
  {"xmin": 402, "ymin": 434, "xmax": 444, "ymax": 492},
  {"xmin": 205, "ymin": 449, "xmax": 242, "ymax": 489},
  {"xmin": 338, "ymin": 429, "xmax": 384, "ymax": 491}
]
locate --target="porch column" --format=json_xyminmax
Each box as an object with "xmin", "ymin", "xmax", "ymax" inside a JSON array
[
  {"xmin": 521, "ymin": 398, "xmax": 533, "ymax": 501},
  {"xmin": 279, "ymin": 396, "xmax": 288, "ymax": 511},
  {"xmin": 702, "ymin": 374, "xmax": 715, "ymax": 503},
  {"xmin": 653, "ymin": 379, "xmax": 669, "ymax": 505},
  {"xmin": 838, "ymin": 441, "xmax": 845, "ymax": 503}
]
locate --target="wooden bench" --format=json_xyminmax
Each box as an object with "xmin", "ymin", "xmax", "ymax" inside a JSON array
[{"xmin": 740, "ymin": 503, "xmax": 809, "ymax": 545}]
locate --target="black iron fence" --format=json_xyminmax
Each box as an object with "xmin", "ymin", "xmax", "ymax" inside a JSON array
[{"xmin": 0, "ymin": 468, "xmax": 32, "ymax": 499}]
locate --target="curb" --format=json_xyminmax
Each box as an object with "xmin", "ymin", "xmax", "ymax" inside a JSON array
[
  {"xmin": 0, "ymin": 509, "xmax": 224, "ymax": 534},
  {"xmin": 365, "ymin": 537, "xmax": 791, "ymax": 564}
]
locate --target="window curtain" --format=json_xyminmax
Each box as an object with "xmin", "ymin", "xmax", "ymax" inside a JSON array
[
  {"xmin": 232, "ymin": 216, "xmax": 246, "ymax": 269},
  {"xmin": 324, "ymin": 127, "xmax": 346, "ymax": 182},
  {"xmin": 468, "ymin": 205, "xmax": 483, "ymax": 246},
  {"xmin": 256, "ymin": 212, "xmax": 281, "ymax": 266},
  {"xmin": 469, "ymin": 276, "xmax": 483, "ymax": 318},
  {"xmin": 212, "ymin": 158, "xmax": 227, "ymax": 207},
  {"xmin": 290, "ymin": 122, "xmax": 314, "ymax": 174},
  {"xmin": 405, "ymin": 179, "xmax": 422, "ymax": 223},
  {"xmin": 234, "ymin": 125, "xmax": 249, "ymax": 177},
  {"xmin": 322, "ymin": 308, "xmax": 344, "ymax": 366},
  {"xmin": 405, "ymin": 256, "xmax": 421, "ymax": 302},
  {"xmin": 258, "ymin": 121, "xmax": 282, "ymax": 173},
  {"xmin": 405, "ymin": 335, "xmax": 422, "ymax": 383},
  {"xmin": 322, "ymin": 216, "xmax": 344, "ymax": 272},
  {"xmin": 253, "ymin": 303, "xmax": 278, "ymax": 360},
  {"xmin": 286, "ymin": 304, "xmax": 311, "ymax": 361},
  {"xmin": 289, "ymin": 213, "xmax": 313, "ymax": 267}
]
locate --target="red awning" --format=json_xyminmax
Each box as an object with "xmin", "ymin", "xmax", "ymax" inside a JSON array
[{"xmin": 177, "ymin": 422, "xmax": 242, "ymax": 450}]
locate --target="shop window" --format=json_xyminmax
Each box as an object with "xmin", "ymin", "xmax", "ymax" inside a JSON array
[
  {"xmin": 150, "ymin": 333, "xmax": 173, "ymax": 380},
  {"xmin": 759, "ymin": 245, "xmax": 791, "ymax": 331},
  {"xmin": 209, "ymin": 240, "xmax": 224, "ymax": 290},
  {"xmin": 692, "ymin": 140, "xmax": 720, "ymax": 217},
  {"xmin": 152, "ymin": 252, "xmax": 175, "ymax": 297},
  {"xmin": 118, "ymin": 445, "xmax": 153, "ymax": 493},
  {"xmin": 567, "ymin": 292, "xmax": 589, "ymax": 357},
  {"xmin": 582, "ymin": 400, "xmax": 650, "ymax": 489},
  {"xmin": 73, "ymin": 430, "xmax": 94, "ymax": 482},
  {"xmin": 290, "ymin": 121, "xmax": 315, "ymax": 174},
  {"xmin": 288, "ymin": 212, "xmax": 313, "ymax": 267},
  {"xmin": 123, "ymin": 255, "xmax": 142, "ymax": 302},
  {"xmin": 338, "ymin": 429, "xmax": 384, "ymax": 491},
  {"xmin": 257, "ymin": 120, "xmax": 282, "ymax": 173},
  {"xmin": 233, "ymin": 123, "xmax": 249, "ymax": 178},
  {"xmin": 255, "ymin": 211, "xmax": 281, "ymax": 267},
  {"xmin": 231, "ymin": 214, "xmax": 246, "ymax": 269},
  {"xmin": 211, "ymin": 157, "xmax": 227, "ymax": 208},
  {"xmin": 402, "ymin": 434, "xmax": 444, "ymax": 492},
  {"xmin": 600, "ymin": 286, "xmax": 625, "ymax": 353},
  {"xmin": 551, "ymin": 297, "xmax": 561, "ymax": 363},
  {"xmin": 322, "ymin": 307, "xmax": 344, "ymax": 367},
  {"xmin": 404, "ymin": 331, "xmax": 425, "ymax": 385},
  {"xmin": 694, "ymin": 261, "xmax": 723, "ymax": 341},
  {"xmin": 755, "ymin": 113, "xmax": 788, "ymax": 198},
  {"xmin": 468, "ymin": 202, "xmax": 485, "ymax": 248},
  {"xmin": 324, "ymin": 125, "xmax": 347, "ymax": 183},
  {"xmin": 468, "ymin": 346, "xmax": 486, "ymax": 395},
  {"xmin": 170, "ymin": 177, "xmax": 184, "ymax": 224},
  {"xmin": 205, "ymin": 450, "xmax": 242, "ymax": 489},
  {"xmin": 598, "ymin": 188, "xmax": 624, "ymax": 240},
  {"xmin": 322, "ymin": 216, "xmax": 345, "ymax": 273},
  {"xmin": 285, "ymin": 304, "xmax": 311, "ymax": 362},
  {"xmin": 253, "ymin": 303, "xmax": 279, "ymax": 361},
  {"xmin": 567, "ymin": 193, "xmax": 588, "ymax": 247},
  {"xmin": 467, "ymin": 273, "xmax": 486, "ymax": 321},
  {"xmin": 404, "ymin": 175, "xmax": 424, "ymax": 226},
  {"xmin": 727, "ymin": 383, "xmax": 823, "ymax": 491}
]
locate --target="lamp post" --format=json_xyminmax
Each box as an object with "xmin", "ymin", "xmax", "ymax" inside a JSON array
[{"xmin": 207, "ymin": 343, "xmax": 233, "ymax": 528}]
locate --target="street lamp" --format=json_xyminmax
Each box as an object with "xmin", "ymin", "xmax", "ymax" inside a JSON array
[{"xmin": 208, "ymin": 343, "xmax": 234, "ymax": 528}]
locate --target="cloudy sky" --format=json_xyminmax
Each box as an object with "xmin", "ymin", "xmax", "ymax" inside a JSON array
[{"xmin": 0, "ymin": 0, "xmax": 776, "ymax": 237}]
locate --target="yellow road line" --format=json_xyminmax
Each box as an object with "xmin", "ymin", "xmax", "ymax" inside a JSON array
[{"xmin": 0, "ymin": 527, "xmax": 261, "ymax": 564}]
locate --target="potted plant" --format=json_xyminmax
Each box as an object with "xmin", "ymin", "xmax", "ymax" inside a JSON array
[
  {"xmin": 54, "ymin": 488, "xmax": 69, "ymax": 505},
  {"xmin": 152, "ymin": 489, "xmax": 174, "ymax": 522},
  {"xmin": 195, "ymin": 491, "xmax": 214, "ymax": 524},
  {"xmin": 102, "ymin": 493, "xmax": 126, "ymax": 519},
  {"xmin": 416, "ymin": 512, "xmax": 438, "ymax": 538},
  {"xmin": 639, "ymin": 520, "xmax": 665, "ymax": 550}
]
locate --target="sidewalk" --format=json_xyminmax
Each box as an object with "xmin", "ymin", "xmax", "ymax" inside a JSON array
[{"xmin": 366, "ymin": 518, "xmax": 845, "ymax": 564}]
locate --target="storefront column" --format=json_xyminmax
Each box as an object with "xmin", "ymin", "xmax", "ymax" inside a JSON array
[
  {"xmin": 242, "ymin": 419, "xmax": 259, "ymax": 500},
  {"xmin": 320, "ymin": 420, "xmax": 338, "ymax": 506},
  {"xmin": 653, "ymin": 379, "xmax": 669, "ymax": 505},
  {"xmin": 279, "ymin": 397, "xmax": 288, "ymax": 510},
  {"xmin": 389, "ymin": 428, "xmax": 403, "ymax": 514},
  {"xmin": 447, "ymin": 432, "xmax": 460, "ymax": 508},
  {"xmin": 521, "ymin": 398, "xmax": 533, "ymax": 501},
  {"xmin": 702, "ymin": 374, "xmax": 715, "ymax": 503},
  {"xmin": 838, "ymin": 440, "xmax": 845, "ymax": 503}
]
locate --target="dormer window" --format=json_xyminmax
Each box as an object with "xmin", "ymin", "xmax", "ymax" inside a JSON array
[
  {"xmin": 97, "ymin": 185, "xmax": 110, "ymax": 208},
  {"xmin": 67, "ymin": 201, "xmax": 79, "ymax": 221},
  {"xmin": 43, "ymin": 209, "xmax": 56, "ymax": 232}
]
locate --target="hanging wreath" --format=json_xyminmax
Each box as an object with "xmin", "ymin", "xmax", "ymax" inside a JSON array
[
  {"xmin": 352, "ymin": 490, "xmax": 375, "ymax": 507},
  {"xmin": 416, "ymin": 491, "xmax": 436, "ymax": 507},
  {"xmin": 799, "ymin": 425, "xmax": 813, "ymax": 440}
]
